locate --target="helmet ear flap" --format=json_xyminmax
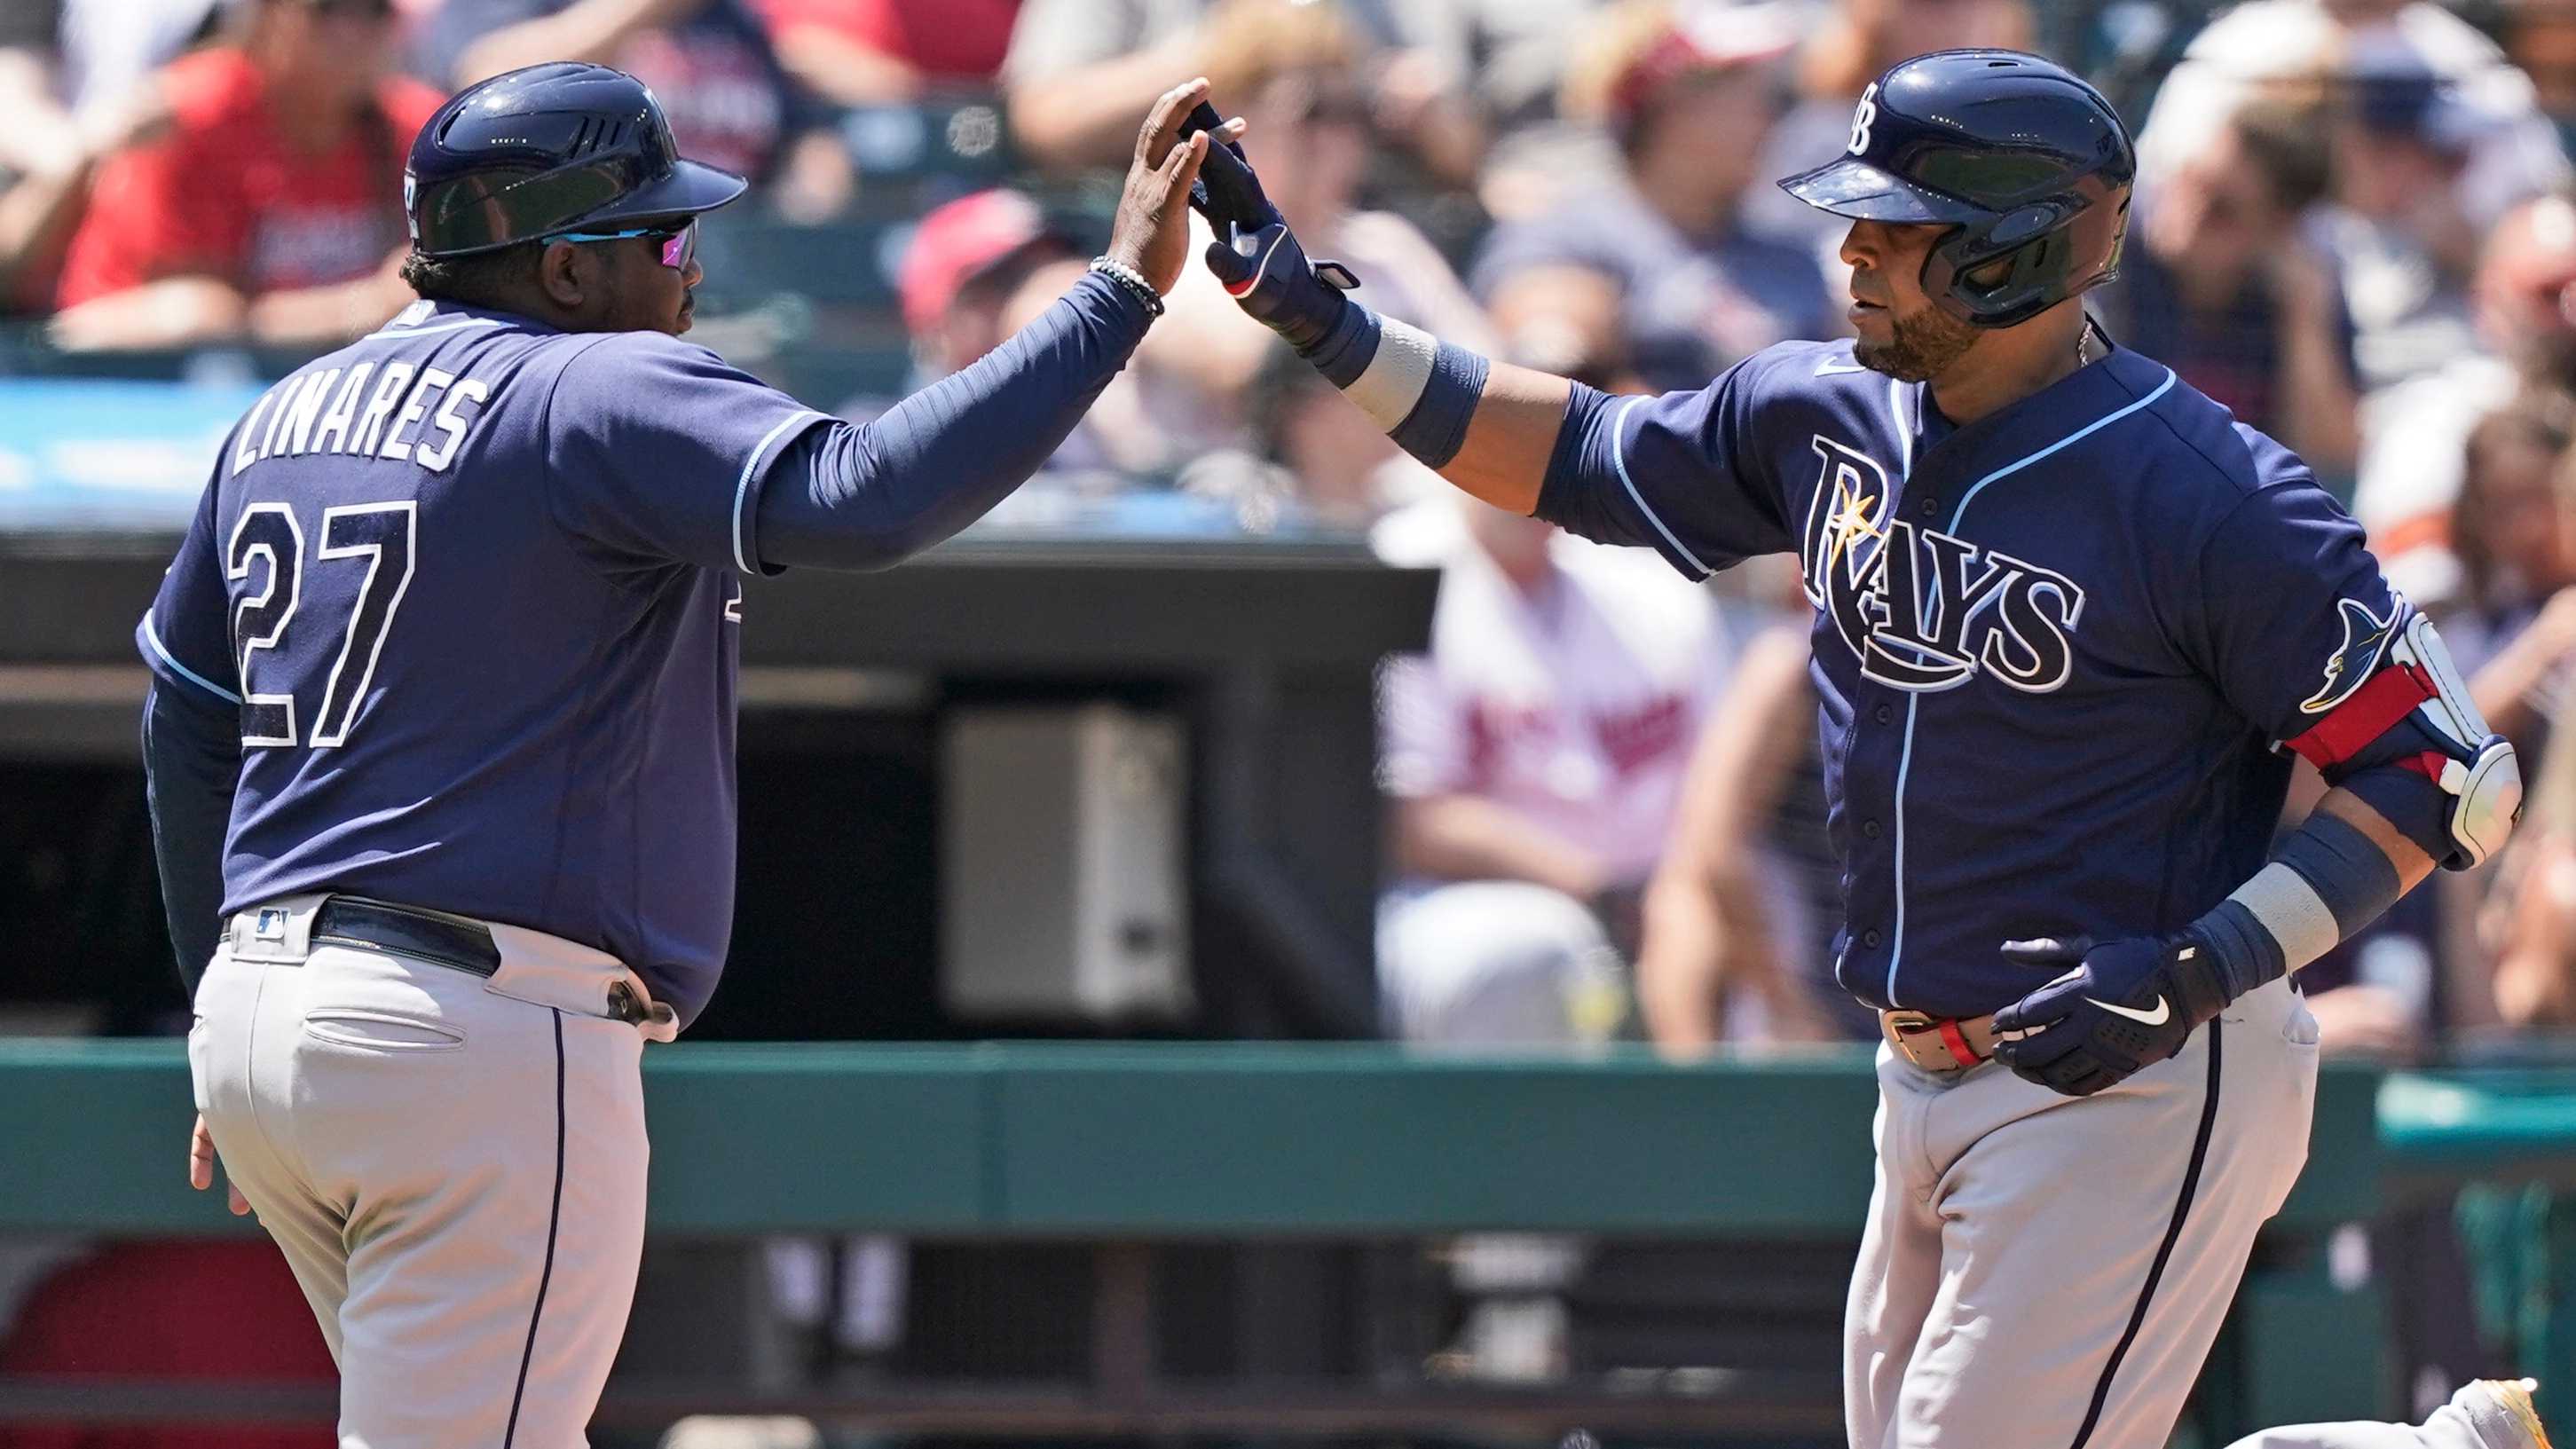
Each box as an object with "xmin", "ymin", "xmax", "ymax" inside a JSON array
[{"xmin": 1919, "ymin": 181, "xmax": 2131, "ymax": 329}]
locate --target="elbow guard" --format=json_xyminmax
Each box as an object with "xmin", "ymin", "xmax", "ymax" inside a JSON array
[{"xmin": 2285, "ymin": 607, "xmax": 2523, "ymax": 869}]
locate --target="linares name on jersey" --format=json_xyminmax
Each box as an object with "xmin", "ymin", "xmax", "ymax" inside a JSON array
[{"xmin": 229, "ymin": 352, "xmax": 494, "ymax": 475}]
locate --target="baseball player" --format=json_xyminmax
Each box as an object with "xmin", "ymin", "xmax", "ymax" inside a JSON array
[
  {"xmin": 1201, "ymin": 49, "xmax": 2545, "ymax": 1449},
  {"xmin": 143, "ymin": 62, "xmax": 1226, "ymax": 1445}
]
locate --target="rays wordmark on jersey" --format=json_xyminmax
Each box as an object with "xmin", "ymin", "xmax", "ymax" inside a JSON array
[{"xmin": 1800, "ymin": 437, "xmax": 2087, "ymax": 694}]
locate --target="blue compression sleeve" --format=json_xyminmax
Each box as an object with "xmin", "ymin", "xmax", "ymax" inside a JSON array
[
  {"xmin": 2273, "ymin": 807, "xmax": 2408, "ymax": 934},
  {"xmin": 754, "ymin": 271, "xmax": 1153, "ymax": 571},
  {"xmin": 141, "ymin": 679, "xmax": 240, "ymax": 989},
  {"xmin": 2321, "ymin": 710, "xmax": 2459, "ymax": 864},
  {"xmin": 2189, "ymin": 806, "xmax": 2409, "ymax": 994}
]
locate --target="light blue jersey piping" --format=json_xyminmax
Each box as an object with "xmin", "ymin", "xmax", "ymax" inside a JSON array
[
  {"xmin": 365, "ymin": 317, "xmax": 504, "ymax": 342},
  {"xmin": 1879, "ymin": 366, "xmax": 2178, "ymax": 1006},
  {"xmin": 142, "ymin": 610, "xmax": 242, "ymax": 705},
  {"xmin": 731, "ymin": 411, "xmax": 828, "ymax": 575},
  {"xmin": 1609, "ymin": 395, "xmax": 1713, "ymax": 578}
]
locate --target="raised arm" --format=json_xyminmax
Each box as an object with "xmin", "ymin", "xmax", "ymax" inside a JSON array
[
  {"xmin": 1198, "ymin": 176, "xmax": 1565, "ymax": 516},
  {"xmin": 757, "ymin": 269, "xmax": 1154, "ymax": 568},
  {"xmin": 1196, "ymin": 139, "xmax": 1788, "ymax": 567},
  {"xmin": 754, "ymin": 81, "xmax": 1225, "ymax": 570},
  {"xmin": 1440, "ymin": 366, "xmax": 1573, "ymax": 516}
]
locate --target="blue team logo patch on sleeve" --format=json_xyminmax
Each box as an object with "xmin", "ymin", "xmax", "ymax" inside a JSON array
[
  {"xmin": 1800, "ymin": 435, "xmax": 2088, "ymax": 695},
  {"xmin": 2299, "ymin": 597, "xmax": 2398, "ymax": 715}
]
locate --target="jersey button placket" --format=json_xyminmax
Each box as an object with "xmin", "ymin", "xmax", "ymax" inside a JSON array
[
  {"xmin": 1863, "ymin": 929, "xmax": 1882, "ymax": 949},
  {"xmin": 1862, "ymin": 819, "xmax": 1881, "ymax": 839},
  {"xmin": 1874, "ymin": 704, "xmax": 1894, "ymax": 725}
]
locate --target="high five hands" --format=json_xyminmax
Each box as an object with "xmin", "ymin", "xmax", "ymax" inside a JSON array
[{"xmin": 1100, "ymin": 80, "xmax": 1244, "ymax": 298}]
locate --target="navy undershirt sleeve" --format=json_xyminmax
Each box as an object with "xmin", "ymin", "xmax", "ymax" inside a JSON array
[
  {"xmin": 755, "ymin": 271, "xmax": 1153, "ymax": 571},
  {"xmin": 2335, "ymin": 751, "xmax": 2457, "ymax": 865},
  {"xmin": 141, "ymin": 679, "xmax": 240, "ymax": 990}
]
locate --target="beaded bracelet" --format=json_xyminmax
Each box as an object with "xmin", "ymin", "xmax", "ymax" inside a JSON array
[{"xmin": 1088, "ymin": 256, "xmax": 1166, "ymax": 317}]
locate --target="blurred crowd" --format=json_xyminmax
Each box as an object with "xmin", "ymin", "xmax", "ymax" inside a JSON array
[{"xmin": 25, "ymin": 0, "xmax": 2576, "ymax": 1063}]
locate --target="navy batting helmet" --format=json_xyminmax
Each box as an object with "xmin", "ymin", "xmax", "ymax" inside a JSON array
[
  {"xmin": 405, "ymin": 62, "xmax": 748, "ymax": 258},
  {"xmin": 1780, "ymin": 51, "xmax": 2134, "ymax": 329}
]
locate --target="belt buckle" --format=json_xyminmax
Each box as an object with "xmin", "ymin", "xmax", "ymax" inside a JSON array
[
  {"xmin": 1881, "ymin": 1009, "xmax": 1938, "ymax": 1049},
  {"xmin": 1882, "ymin": 1010, "xmax": 1976, "ymax": 1073}
]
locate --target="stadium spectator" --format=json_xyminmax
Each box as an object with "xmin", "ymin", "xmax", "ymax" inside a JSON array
[
  {"xmin": 750, "ymin": 0, "xmax": 1019, "ymax": 106},
  {"xmin": 896, "ymin": 187, "xmax": 1081, "ymax": 382},
  {"xmin": 2487, "ymin": 704, "xmax": 2576, "ymax": 1025},
  {"xmin": 2355, "ymin": 195, "xmax": 2576, "ymax": 605},
  {"xmin": 1178, "ymin": 336, "xmax": 1451, "ymax": 529},
  {"xmin": 1638, "ymin": 623, "xmax": 1872, "ymax": 1049},
  {"xmin": 54, "ymin": 0, "xmax": 221, "ymax": 122},
  {"xmin": 1370, "ymin": 493, "xmax": 1731, "ymax": 1044},
  {"xmin": 1741, "ymin": 0, "xmax": 2036, "ymax": 261},
  {"xmin": 1001, "ymin": 0, "xmax": 1483, "ymax": 185},
  {"xmin": 1138, "ymin": 0, "xmax": 1493, "ymax": 472},
  {"xmin": 0, "ymin": 8, "xmax": 105, "ymax": 313},
  {"xmin": 2459, "ymin": 400, "xmax": 2576, "ymax": 762},
  {"xmin": 2137, "ymin": 0, "xmax": 2568, "ymax": 237},
  {"xmin": 1442, "ymin": 0, "xmax": 1611, "ymax": 138},
  {"xmin": 865, "ymin": 186, "xmax": 1162, "ymax": 479},
  {"xmin": 2316, "ymin": 48, "xmax": 2486, "ymax": 397},
  {"xmin": 419, "ymin": 0, "xmax": 853, "ymax": 218},
  {"xmin": 1469, "ymin": 0, "xmax": 1833, "ymax": 395},
  {"xmin": 2097, "ymin": 100, "xmax": 2359, "ymax": 475},
  {"xmin": 2449, "ymin": 392, "xmax": 2576, "ymax": 665},
  {"xmin": 1, "ymin": 0, "xmax": 217, "ymax": 312},
  {"xmin": 49, "ymin": 0, "xmax": 439, "ymax": 352},
  {"xmin": 2510, "ymin": 0, "xmax": 2576, "ymax": 155}
]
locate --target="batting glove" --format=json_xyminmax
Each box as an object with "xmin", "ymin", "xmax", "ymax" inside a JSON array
[
  {"xmin": 1193, "ymin": 144, "xmax": 1359, "ymax": 353},
  {"xmin": 1989, "ymin": 933, "xmax": 2234, "ymax": 1097}
]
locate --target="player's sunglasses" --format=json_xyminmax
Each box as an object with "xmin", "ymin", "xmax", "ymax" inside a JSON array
[{"xmin": 547, "ymin": 219, "xmax": 697, "ymax": 271}]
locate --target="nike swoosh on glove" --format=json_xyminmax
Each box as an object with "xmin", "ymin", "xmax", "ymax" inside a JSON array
[{"xmin": 1989, "ymin": 933, "xmax": 2233, "ymax": 1097}]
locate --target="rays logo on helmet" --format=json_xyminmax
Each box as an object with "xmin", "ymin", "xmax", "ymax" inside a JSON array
[
  {"xmin": 1799, "ymin": 437, "xmax": 2087, "ymax": 694},
  {"xmin": 1847, "ymin": 83, "xmax": 1879, "ymax": 155},
  {"xmin": 2298, "ymin": 597, "xmax": 2398, "ymax": 714}
]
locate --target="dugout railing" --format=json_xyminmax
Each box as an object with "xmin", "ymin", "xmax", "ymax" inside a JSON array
[{"xmin": 0, "ymin": 1038, "xmax": 2400, "ymax": 1444}]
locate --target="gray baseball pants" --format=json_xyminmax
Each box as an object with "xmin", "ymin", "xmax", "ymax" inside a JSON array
[
  {"xmin": 191, "ymin": 898, "xmax": 670, "ymax": 1449},
  {"xmin": 1848, "ymin": 977, "xmax": 2521, "ymax": 1449}
]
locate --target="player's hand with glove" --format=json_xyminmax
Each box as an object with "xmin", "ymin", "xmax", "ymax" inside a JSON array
[
  {"xmin": 1194, "ymin": 143, "xmax": 1362, "ymax": 353},
  {"xmin": 1188, "ymin": 107, "xmax": 1492, "ymax": 471},
  {"xmin": 1990, "ymin": 933, "xmax": 2237, "ymax": 1097}
]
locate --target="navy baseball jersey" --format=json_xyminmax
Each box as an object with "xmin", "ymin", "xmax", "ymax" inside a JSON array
[
  {"xmin": 138, "ymin": 301, "xmax": 831, "ymax": 1026},
  {"xmin": 1540, "ymin": 337, "xmax": 2397, "ymax": 1019}
]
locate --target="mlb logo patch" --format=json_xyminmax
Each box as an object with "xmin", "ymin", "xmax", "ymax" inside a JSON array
[{"xmin": 255, "ymin": 909, "xmax": 289, "ymax": 941}]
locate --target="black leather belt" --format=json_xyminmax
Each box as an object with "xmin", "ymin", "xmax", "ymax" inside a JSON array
[{"xmin": 313, "ymin": 895, "xmax": 501, "ymax": 977}]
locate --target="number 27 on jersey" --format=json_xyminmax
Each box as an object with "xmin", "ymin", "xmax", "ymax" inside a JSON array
[{"xmin": 226, "ymin": 500, "xmax": 417, "ymax": 749}]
